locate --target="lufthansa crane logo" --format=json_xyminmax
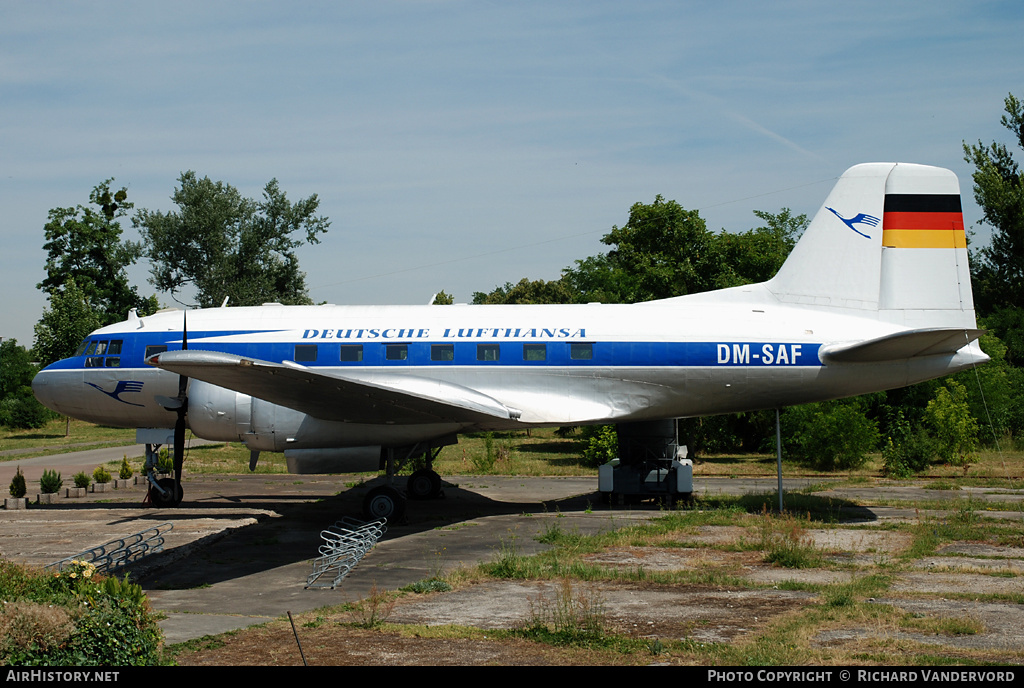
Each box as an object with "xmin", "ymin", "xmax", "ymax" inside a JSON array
[
  {"xmin": 826, "ymin": 207, "xmax": 880, "ymax": 239},
  {"xmin": 85, "ymin": 380, "xmax": 145, "ymax": 407}
]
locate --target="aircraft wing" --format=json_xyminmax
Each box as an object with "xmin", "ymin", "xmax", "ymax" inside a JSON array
[
  {"xmin": 820, "ymin": 328, "xmax": 984, "ymax": 364},
  {"xmin": 147, "ymin": 350, "xmax": 521, "ymax": 425}
]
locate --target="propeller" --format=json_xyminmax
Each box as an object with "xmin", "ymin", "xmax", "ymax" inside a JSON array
[
  {"xmin": 171, "ymin": 312, "xmax": 188, "ymax": 501},
  {"xmin": 151, "ymin": 309, "xmax": 188, "ymax": 507}
]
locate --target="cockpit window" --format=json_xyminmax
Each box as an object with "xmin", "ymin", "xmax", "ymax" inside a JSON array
[
  {"xmin": 107, "ymin": 340, "xmax": 123, "ymax": 355},
  {"xmin": 94, "ymin": 340, "xmax": 108, "ymax": 355},
  {"xmin": 74, "ymin": 340, "xmax": 90, "ymax": 357},
  {"xmin": 84, "ymin": 341, "xmax": 98, "ymax": 356}
]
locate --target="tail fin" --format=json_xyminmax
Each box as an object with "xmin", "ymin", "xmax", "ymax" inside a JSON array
[{"xmin": 767, "ymin": 162, "xmax": 976, "ymax": 329}]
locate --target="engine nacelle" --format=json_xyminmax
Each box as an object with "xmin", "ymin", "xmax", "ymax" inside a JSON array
[{"xmin": 186, "ymin": 380, "xmax": 463, "ymax": 469}]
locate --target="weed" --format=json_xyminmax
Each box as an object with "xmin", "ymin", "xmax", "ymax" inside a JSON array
[
  {"xmin": 757, "ymin": 511, "xmax": 823, "ymax": 568},
  {"xmin": 351, "ymin": 582, "xmax": 396, "ymax": 628},
  {"xmin": 522, "ymin": 577, "xmax": 608, "ymax": 646},
  {"xmin": 402, "ymin": 578, "xmax": 453, "ymax": 594}
]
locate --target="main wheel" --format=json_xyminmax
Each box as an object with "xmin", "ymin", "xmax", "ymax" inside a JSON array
[
  {"xmin": 406, "ymin": 469, "xmax": 442, "ymax": 500},
  {"xmin": 363, "ymin": 485, "xmax": 406, "ymax": 521},
  {"xmin": 149, "ymin": 477, "xmax": 183, "ymax": 507}
]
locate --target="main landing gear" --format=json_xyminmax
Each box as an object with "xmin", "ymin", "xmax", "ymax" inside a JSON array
[
  {"xmin": 598, "ymin": 419, "xmax": 693, "ymax": 507},
  {"xmin": 361, "ymin": 442, "xmax": 448, "ymax": 521}
]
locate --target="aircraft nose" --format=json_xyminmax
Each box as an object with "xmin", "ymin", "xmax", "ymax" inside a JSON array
[{"xmin": 31, "ymin": 366, "xmax": 78, "ymax": 415}]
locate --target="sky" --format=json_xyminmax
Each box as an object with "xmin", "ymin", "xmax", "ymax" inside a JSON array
[{"xmin": 1, "ymin": 1, "xmax": 1022, "ymax": 347}]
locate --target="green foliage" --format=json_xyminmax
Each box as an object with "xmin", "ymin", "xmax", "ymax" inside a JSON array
[
  {"xmin": 39, "ymin": 469, "xmax": 62, "ymax": 495},
  {"xmin": 0, "ymin": 339, "xmax": 56, "ymax": 428},
  {"xmin": 9, "ymin": 468, "xmax": 26, "ymax": 498},
  {"xmin": 0, "ymin": 560, "xmax": 166, "ymax": 666},
  {"xmin": 925, "ymin": 381, "xmax": 979, "ymax": 466},
  {"xmin": 119, "ymin": 456, "xmax": 134, "ymax": 480},
  {"xmin": 430, "ymin": 290, "xmax": 454, "ymax": 305},
  {"xmin": 521, "ymin": 578, "xmax": 608, "ymax": 647},
  {"xmin": 92, "ymin": 465, "xmax": 111, "ymax": 484},
  {"xmin": 562, "ymin": 203, "xmax": 803, "ymax": 304},
  {"xmin": 963, "ymin": 92, "xmax": 1024, "ymax": 324},
  {"xmin": 781, "ymin": 400, "xmax": 879, "ymax": 471},
  {"xmin": 580, "ymin": 425, "xmax": 618, "ymax": 468},
  {"xmin": 32, "ymin": 278, "xmax": 102, "ymax": 366},
  {"xmin": 472, "ymin": 277, "xmax": 577, "ymax": 305},
  {"xmin": 37, "ymin": 179, "xmax": 158, "ymax": 329},
  {"xmin": 135, "ymin": 172, "xmax": 330, "ymax": 308},
  {"xmin": 73, "ymin": 472, "xmax": 91, "ymax": 489},
  {"xmin": 157, "ymin": 448, "xmax": 173, "ymax": 474},
  {"xmin": 881, "ymin": 408, "xmax": 937, "ymax": 478}
]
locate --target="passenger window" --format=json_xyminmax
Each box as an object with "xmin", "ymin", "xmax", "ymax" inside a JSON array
[
  {"xmin": 523, "ymin": 344, "xmax": 546, "ymax": 361},
  {"xmin": 339, "ymin": 345, "xmax": 363, "ymax": 362},
  {"xmin": 386, "ymin": 344, "xmax": 408, "ymax": 361},
  {"xmin": 294, "ymin": 344, "xmax": 318, "ymax": 362},
  {"xmin": 145, "ymin": 345, "xmax": 168, "ymax": 359},
  {"xmin": 431, "ymin": 344, "xmax": 454, "ymax": 361},
  {"xmin": 477, "ymin": 344, "xmax": 500, "ymax": 361},
  {"xmin": 107, "ymin": 340, "xmax": 123, "ymax": 355},
  {"xmin": 570, "ymin": 343, "xmax": 593, "ymax": 360},
  {"xmin": 105, "ymin": 357, "xmax": 121, "ymax": 368}
]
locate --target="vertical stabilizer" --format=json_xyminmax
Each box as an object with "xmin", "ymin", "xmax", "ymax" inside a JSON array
[
  {"xmin": 768, "ymin": 163, "xmax": 893, "ymax": 311},
  {"xmin": 766, "ymin": 163, "xmax": 977, "ymax": 330}
]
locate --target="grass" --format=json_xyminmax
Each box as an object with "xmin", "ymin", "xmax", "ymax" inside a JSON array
[{"xmin": 0, "ymin": 418, "xmax": 137, "ymax": 458}]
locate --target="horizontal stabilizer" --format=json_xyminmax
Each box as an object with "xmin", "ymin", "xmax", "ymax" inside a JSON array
[
  {"xmin": 147, "ymin": 350, "xmax": 520, "ymax": 425},
  {"xmin": 820, "ymin": 328, "xmax": 984, "ymax": 364}
]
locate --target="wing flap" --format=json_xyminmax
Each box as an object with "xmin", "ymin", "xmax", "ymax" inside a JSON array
[
  {"xmin": 820, "ymin": 328, "xmax": 984, "ymax": 364},
  {"xmin": 147, "ymin": 350, "xmax": 520, "ymax": 424}
]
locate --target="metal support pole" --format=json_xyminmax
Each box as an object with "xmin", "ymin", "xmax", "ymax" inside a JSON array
[{"xmin": 775, "ymin": 408, "xmax": 783, "ymax": 513}]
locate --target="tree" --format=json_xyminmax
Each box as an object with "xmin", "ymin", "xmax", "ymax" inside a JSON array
[
  {"xmin": 715, "ymin": 208, "xmax": 807, "ymax": 288},
  {"xmin": 135, "ymin": 172, "xmax": 331, "ymax": 308},
  {"xmin": 38, "ymin": 179, "xmax": 158, "ymax": 325},
  {"xmin": 963, "ymin": 92, "xmax": 1024, "ymax": 362},
  {"xmin": 431, "ymin": 290, "xmax": 454, "ymax": 305},
  {"xmin": 0, "ymin": 339, "xmax": 54, "ymax": 429},
  {"xmin": 472, "ymin": 278, "xmax": 577, "ymax": 305},
  {"xmin": 33, "ymin": 278, "xmax": 103, "ymax": 366},
  {"xmin": 562, "ymin": 200, "xmax": 803, "ymax": 305}
]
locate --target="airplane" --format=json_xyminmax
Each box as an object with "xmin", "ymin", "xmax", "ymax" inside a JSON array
[{"xmin": 32, "ymin": 162, "xmax": 989, "ymax": 519}]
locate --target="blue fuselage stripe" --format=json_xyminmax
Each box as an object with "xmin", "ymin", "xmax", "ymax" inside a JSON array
[{"xmin": 46, "ymin": 331, "xmax": 823, "ymax": 370}]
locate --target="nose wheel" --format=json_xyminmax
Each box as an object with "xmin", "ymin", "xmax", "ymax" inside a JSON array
[{"xmin": 148, "ymin": 477, "xmax": 184, "ymax": 507}]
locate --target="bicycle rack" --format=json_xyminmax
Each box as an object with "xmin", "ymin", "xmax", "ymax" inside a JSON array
[
  {"xmin": 306, "ymin": 517, "xmax": 386, "ymax": 589},
  {"xmin": 46, "ymin": 523, "xmax": 173, "ymax": 575}
]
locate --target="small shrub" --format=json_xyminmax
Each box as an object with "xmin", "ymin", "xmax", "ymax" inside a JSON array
[
  {"xmin": 119, "ymin": 456, "xmax": 134, "ymax": 480},
  {"xmin": 9, "ymin": 467, "xmax": 26, "ymax": 498},
  {"xmin": 926, "ymin": 381, "xmax": 979, "ymax": 466},
  {"xmin": 73, "ymin": 472, "xmax": 91, "ymax": 489},
  {"xmin": 156, "ymin": 448, "xmax": 173, "ymax": 474},
  {"xmin": 580, "ymin": 425, "xmax": 618, "ymax": 467},
  {"xmin": 783, "ymin": 401, "xmax": 879, "ymax": 471},
  {"xmin": 0, "ymin": 560, "xmax": 166, "ymax": 666},
  {"xmin": 39, "ymin": 470, "xmax": 62, "ymax": 495},
  {"xmin": 92, "ymin": 465, "xmax": 111, "ymax": 484},
  {"xmin": 882, "ymin": 411, "xmax": 937, "ymax": 478}
]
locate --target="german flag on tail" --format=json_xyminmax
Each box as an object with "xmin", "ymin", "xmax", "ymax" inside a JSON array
[{"xmin": 882, "ymin": 194, "xmax": 966, "ymax": 248}]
